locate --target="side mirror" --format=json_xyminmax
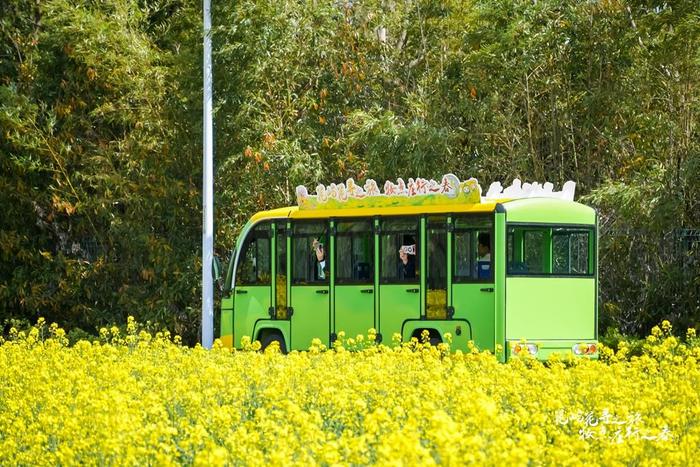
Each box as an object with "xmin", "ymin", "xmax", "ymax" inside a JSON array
[{"xmin": 212, "ymin": 256, "xmax": 224, "ymax": 292}]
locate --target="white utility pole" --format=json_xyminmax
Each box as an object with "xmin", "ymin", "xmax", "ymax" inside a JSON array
[{"xmin": 201, "ymin": 0, "xmax": 214, "ymax": 349}]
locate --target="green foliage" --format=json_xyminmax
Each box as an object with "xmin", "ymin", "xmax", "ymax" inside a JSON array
[
  {"xmin": 1, "ymin": 0, "xmax": 201, "ymax": 343},
  {"xmin": 1, "ymin": 0, "xmax": 699, "ymax": 340},
  {"xmin": 598, "ymin": 326, "xmax": 645, "ymax": 359}
]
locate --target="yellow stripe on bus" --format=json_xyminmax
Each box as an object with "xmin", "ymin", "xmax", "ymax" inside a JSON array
[{"xmin": 249, "ymin": 201, "xmax": 508, "ymax": 223}]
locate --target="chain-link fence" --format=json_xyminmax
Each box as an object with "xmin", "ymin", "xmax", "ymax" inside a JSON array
[{"xmin": 599, "ymin": 227, "xmax": 700, "ymax": 335}]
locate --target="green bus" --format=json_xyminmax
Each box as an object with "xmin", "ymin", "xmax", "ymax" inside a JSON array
[{"xmin": 220, "ymin": 177, "xmax": 598, "ymax": 361}]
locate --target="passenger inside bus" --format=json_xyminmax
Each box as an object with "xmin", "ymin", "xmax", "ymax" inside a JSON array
[
  {"xmin": 477, "ymin": 232, "xmax": 491, "ymax": 279},
  {"xmin": 354, "ymin": 260, "xmax": 371, "ymax": 281},
  {"xmin": 312, "ymin": 238, "xmax": 327, "ymax": 280},
  {"xmin": 399, "ymin": 236, "xmax": 417, "ymax": 279}
]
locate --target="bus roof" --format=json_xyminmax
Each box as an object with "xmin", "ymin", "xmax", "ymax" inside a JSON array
[
  {"xmin": 249, "ymin": 197, "xmax": 595, "ymax": 224},
  {"xmin": 502, "ymin": 198, "xmax": 596, "ymax": 224}
]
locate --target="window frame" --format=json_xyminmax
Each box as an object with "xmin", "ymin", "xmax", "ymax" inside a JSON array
[
  {"xmin": 333, "ymin": 218, "xmax": 375, "ymax": 285},
  {"xmin": 426, "ymin": 217, "xmax": 449, "ymax": 290},
  {"xmin": 290, "ymin": 220, "xmax": 330, "ymax": 286},
  {"xmin": 452, "ymin": 215, "xmax": 494, "ymax": 284},
  {"xmin": 235, "ymin": 221, "xmax": 272, "ymax": 287},
  {"xmin": 378, "ymin": 215, "xmax": 421, "ymax": 285},
  {"xmin": 506, "ymin": 222, "xmax": 596, "ymax": 278},
  {"xmin": 274, "ymin": 221, "xmax": 288, "ymax": 279}
]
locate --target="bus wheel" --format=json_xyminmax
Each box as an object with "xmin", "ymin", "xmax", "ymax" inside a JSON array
[
  {"xmin": 412, "ymin": 329, "xmax": 442, "ymax": 346},
  {"xmin": 260, "ymin": 331, "xmax": 287, "ymax": 354}
]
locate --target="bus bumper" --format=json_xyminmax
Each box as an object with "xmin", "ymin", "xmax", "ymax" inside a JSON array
[{"xmin": 505, "ymin": 339, "xmax": 599, "ymax": 361}]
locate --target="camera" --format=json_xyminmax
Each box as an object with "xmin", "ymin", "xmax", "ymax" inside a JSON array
[{"xmin": 400, "ymin": 244, "xmax": 416, "ymax": 255}]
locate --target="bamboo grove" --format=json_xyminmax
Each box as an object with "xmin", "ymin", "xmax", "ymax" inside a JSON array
[{"xmin": 2, "ymin": 0, "xmax": 699, "ymax": 341}]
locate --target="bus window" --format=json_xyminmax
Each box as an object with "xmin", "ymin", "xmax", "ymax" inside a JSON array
[
  {"xmin": 275, "ymin": 222, "xmax": 288, "ymax": 318},
  {"xmin": 507, "ymin": 225, "xmax": 593, "ymax": 276},
  {"xmin": 427, "ymin": 218, "xmax": 447, "ymax": 319},
  {"xmin": 380, "ymin": 218, "xmax": 419, "ymax": 282},
  {"xmin": 523, "ymin": 230, "xmax": 547, "ymax": 273},
  {"xmin": 453, "ymin": 217, "xmax": 493, "ymax": 282},
  {"xmin": 335, "ymin": 220, "xmax": 373, "ymax": 283},
  {"xmin": 553, "ymin": 229, "xmax": 591, "ymax": 274},
  {"xmin": 292, "ymin": 222, "xmax": 329, "ymax": 284},
  {"xmin": 236, "ymin": 223, "xmax": 271, "ymax": 285}
]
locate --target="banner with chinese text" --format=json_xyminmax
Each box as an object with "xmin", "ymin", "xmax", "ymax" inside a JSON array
[{"xmin": 295, "ymin": 174, "xmax": 481, "ymax": 210}]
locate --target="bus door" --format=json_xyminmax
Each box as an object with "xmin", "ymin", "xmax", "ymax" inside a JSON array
[
  {"xmin": 274, "ymin": 221, "xmax": 289, "ymax": 319},
  {"xmin": 378, "ymin": 217, "xmax": 421, "ymax": 338},
  {"xmin": 333, "ymin": 219, "xmax": 375, "ymax": 340},
  {"xmin": 233, "ymin": 222, "xmax": 272, "ymax": 346},
  {"xmin": 289, "ymin": 221, "xmax": 330, "ymax": 350},
  {"xmin": 451, "ymin": 216, "xmax": 495, "ymax": 352},
  {"xmin": 426, "ymin": 217, "xmax": 448, "ymax": 320}
]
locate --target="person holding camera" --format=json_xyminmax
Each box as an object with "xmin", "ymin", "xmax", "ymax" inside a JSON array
[
  {"xmin": 312, "ymin": 238, "xmax": 327, "ymax": 280},
  {"xmin": 398, "ymin": 236, "xmax": 417, "ymax": 280}
]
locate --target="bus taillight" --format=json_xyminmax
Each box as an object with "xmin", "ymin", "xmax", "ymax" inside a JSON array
[
  {"xmin": 512, "ymin": 342, "xmax": 539, "ymax": 356},
  {"xmin": 572, "ymin": 343, "xmax": 597, "ymax": 355}
]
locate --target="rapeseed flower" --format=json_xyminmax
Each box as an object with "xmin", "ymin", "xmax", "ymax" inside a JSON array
[{"xmin": 0, "ymin": 320, "xmax": 697, "ymax": 465}]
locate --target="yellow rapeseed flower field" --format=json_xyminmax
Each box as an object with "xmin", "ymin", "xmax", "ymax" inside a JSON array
[{"xmin": 1, "ymin": 318, "xmax": 698, "ymax": 465}]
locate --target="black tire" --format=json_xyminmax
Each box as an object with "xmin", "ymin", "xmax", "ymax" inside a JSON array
[
  {"xmin": 260, "ymin": 332, "xmax": 287, "ymax": 354},
  {"xmin": 412, "ymin": 329, "xmax": 442, "ymax": 346}
]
